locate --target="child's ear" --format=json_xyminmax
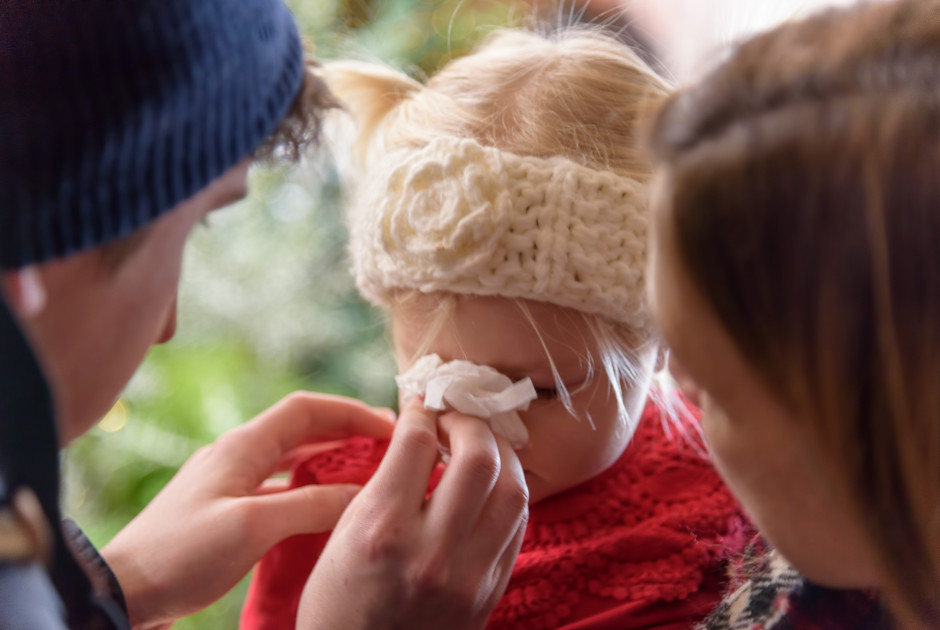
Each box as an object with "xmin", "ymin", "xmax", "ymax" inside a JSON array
[{"xmin": 1, "ymin": 266, "xmax": 47, "ymax": 318}]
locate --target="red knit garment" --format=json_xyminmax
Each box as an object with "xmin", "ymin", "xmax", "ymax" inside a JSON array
[{"xmin": 241, "ymin": 399, "xmax": 751, "ymax": 630}]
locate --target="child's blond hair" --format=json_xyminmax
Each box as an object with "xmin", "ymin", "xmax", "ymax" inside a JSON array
[{"xmin": 329, "ymin": 28, "xmax": 670, "ymax": 179}]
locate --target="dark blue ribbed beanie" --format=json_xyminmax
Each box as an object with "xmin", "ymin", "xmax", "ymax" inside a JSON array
[{"xmin": 0, "ymin": 0, "xmax": 304, "ymax": 269}]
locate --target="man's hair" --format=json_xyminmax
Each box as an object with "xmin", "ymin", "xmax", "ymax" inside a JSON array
[{"xmin": 255, "ymin": 55, "xmax": 340, "ymax": 162}]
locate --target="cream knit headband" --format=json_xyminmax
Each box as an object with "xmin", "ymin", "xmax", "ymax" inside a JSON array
[{"xmin": 347, "ymin": 136, "xmax": 651, "ymax": 329}]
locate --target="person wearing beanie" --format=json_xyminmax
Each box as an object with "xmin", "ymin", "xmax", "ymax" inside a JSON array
[{"xmin": 0, "ymin": 2, "xmax": 528, "ymax": 629}]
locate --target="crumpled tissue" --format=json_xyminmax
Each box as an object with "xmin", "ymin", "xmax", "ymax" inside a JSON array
[{"xmin": 395, "ymin": 354, "xmax": 537, "ymax": 449}]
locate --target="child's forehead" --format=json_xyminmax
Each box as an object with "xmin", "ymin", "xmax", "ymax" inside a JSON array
[
  {"xmin": 395, "ymin": 294, "xmax": 580, "ymax": 331},
  {"xmin": 392, "ymin": 295, "xmax": 595, "ymax": 377}
]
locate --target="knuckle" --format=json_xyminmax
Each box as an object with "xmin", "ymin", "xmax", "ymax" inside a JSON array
[
  {"xmin": 366, "ymin": 529, "xmax": 404, "ymax": 563},
  {"xmin": 282, "ymin": 390, "xmax": 311, "ymax": 412},
  {"xmin": 359, "ymin": 510, "xmax": 407, "ymax": 562},
  {"xmin": 478, "ymin": 481, "xmax": 529, "ymax": 537},
  {"xmin": 514, "ymin": 504, "xmax": 530, "ymax": 539},
  {"xmin": 397, "ymin": 425, "xmax": 440, "ymax": 454},
  {"xmin": 189, "ymin": 443, "xmax": 215, "ymax": 463},
  {"xmin": 410, "ymin": 554, "xmax": 454, "ymax": 597},
  {"xmin": 456, "ymin": 446, "xmax": 500, "ymax": 488},
  {"xmin": 493, "ymin": 476, "xmax": 529, "ymax": 522},
  {"xmin": 210, "ymin": 429, "xmax": 246, "ymax": 455},
  {"xmin": 228, "ymin": 501, "xmax": 258, "ymax": 544},
  {"xmin": 497, "ymin": 479, "xmax": 530, "ymax": 517}
]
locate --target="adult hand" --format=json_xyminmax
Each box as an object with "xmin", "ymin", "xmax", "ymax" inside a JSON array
[
  {"xmin": 100, "ymin": 392, "xmax": 394, "ymax": 630},
  {"xmin": 297, "ymin": 398, "xmax": 529, "ymax": 630}
]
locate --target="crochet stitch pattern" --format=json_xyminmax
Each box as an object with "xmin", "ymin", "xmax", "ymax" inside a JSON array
[{"xmin": 348, "ymin": 136, "xmax": 652, "ymax": 331}]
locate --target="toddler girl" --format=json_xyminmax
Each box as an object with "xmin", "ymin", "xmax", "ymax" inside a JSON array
[{"xmin": 242, "ymin": 28, "xmax": 749, "ymax": 630}]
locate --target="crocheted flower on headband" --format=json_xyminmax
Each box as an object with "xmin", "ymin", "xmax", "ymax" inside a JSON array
[
  {"xmin": 348, "ymin": 136, "xmax": 651, "ymax": 330},
  {"xmin": 381, "ymin": 139, "xmax": 513, "ymax": 277}
]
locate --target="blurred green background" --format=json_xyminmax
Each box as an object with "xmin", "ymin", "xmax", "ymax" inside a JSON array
[{"xmin": 62, "ymin": 1, "xmax": 538, "ymax": 628}]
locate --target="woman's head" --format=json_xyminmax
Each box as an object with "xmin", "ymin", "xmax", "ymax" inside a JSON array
[{"xmin": 647, "ymin": 0, "xmax": 940, "ymax": 624}]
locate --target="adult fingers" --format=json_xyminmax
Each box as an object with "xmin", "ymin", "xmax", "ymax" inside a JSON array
[
  {"xmin": 215, "ymin": 392, "xmax": 394, "ymax": 487},
  {"xmin": 366, "ymin": 397, "xmax": 441, "ymax": 510},
  {"xmin": 489, "ymin": 514, "xmax": 528, "ymax": 607},
  {"xmin": 248, "ymin": 392, "xmax": 394, "ymax": 448},
  {"xmin": 469, "ymin": 435, "xmax": 528, "ymax": 560},
  {"xmin": 471, "ymin": 469, "xmax": 529, "ymax": 621},
  {"xmin": 271, "ymin": 441, "xmax": 346, "ymax": 473},
  {"xmin": 254, "ymin": 478, "xmax": 290, "ymax": 496},
  {"xmin": 426, "ymin": 412, "xmax": 501, "ymax": 542},
  {"xmin": 245, "ymin": 483, "xmax": 363, "ymax": 546}
]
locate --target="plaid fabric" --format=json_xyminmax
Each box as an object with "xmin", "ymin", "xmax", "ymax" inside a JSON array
[{"xmin": 700, "ymin": 540, "xmax": 891, "ymax": 630}]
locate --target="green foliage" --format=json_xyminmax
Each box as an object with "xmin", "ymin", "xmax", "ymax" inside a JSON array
[
  {"xmin": 63, "ymin": 1, "xmax": 524, "ymax": 628},
  {"xmin": 289, "ymin": 0, "xmax": 528, "ymax": 72}
]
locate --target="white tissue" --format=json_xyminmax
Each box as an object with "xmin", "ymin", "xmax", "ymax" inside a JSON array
[{"xmin": 395, "ymin": 354, "xmax": 537, "ymax": 449}]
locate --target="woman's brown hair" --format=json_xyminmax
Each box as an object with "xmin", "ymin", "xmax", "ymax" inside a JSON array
[{"xmin": 648, "ymin": 1, "xmax": 940, "ymax": 625}]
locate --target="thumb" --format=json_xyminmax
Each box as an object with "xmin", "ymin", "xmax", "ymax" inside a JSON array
[{"xmin": 248, "ymin": 483, "xmax": 362, "ymax": 543}]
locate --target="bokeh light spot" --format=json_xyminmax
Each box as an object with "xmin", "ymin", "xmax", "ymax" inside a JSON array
[{"xmin": 99, "ymin": 399, "xmax": 128, "ymax": 433}]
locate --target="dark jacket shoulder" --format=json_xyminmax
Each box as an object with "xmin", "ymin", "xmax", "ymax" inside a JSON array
[
  {"xmin": 0, "ymin": 563, "xmax": 68, "ymax": 630},
  {"xmin": 0, "ymin": 486, "xmax": 130, "ymax": 630},
  {"xmin": 0, "ymin": 296, "xmax": 129, "ymax": 629}
]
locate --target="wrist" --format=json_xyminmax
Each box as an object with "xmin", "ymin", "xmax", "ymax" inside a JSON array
[{"xmin": 101, "ymin": 539, "xmax": 172, "ymax": 630}]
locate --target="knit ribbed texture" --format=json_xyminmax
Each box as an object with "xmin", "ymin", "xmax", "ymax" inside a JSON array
[
  {"xmin": 348, "ymin": 136, "xmax": 652, "ymax": 330},
  {"xmin": 240, "ymin": 398, "xmax": 753, "ymax": 630},
  {"xmin": 0, "ymin": 0, "xmax": 304, "ymax": 268}
]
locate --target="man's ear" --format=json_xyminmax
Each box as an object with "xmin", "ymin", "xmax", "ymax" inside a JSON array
[{"xmin": 1, "ymin": 266, "xmax": 47, "ymax": 318}]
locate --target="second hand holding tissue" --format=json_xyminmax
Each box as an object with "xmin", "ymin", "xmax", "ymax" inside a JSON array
[{"xmin": 395, "ymin": 354, "xmax": 538, "ymax": 450}]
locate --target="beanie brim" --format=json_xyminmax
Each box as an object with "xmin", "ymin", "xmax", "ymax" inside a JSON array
[{"xmin": 0, "ymin": 0, "xmax": 305, "ymax": 268}]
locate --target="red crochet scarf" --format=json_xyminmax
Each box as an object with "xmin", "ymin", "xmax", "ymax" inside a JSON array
[{"xmin": 241, "ymin": 399, "xmax": 751, "ymax": 630}]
